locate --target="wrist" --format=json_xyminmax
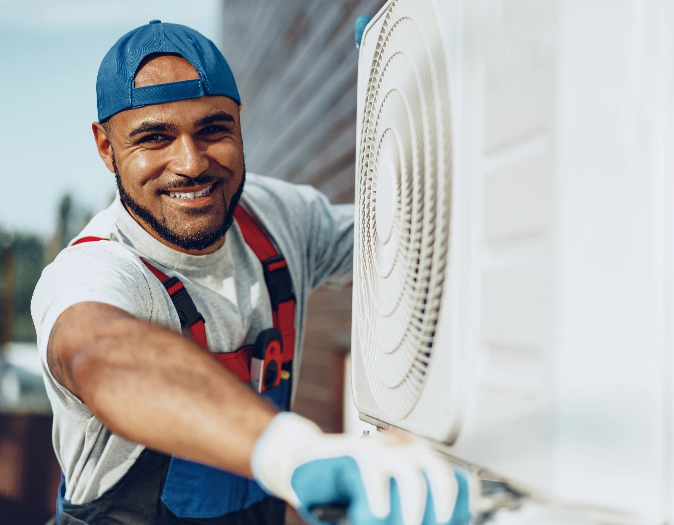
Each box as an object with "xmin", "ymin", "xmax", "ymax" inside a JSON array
[{"xmin": 251, "ymin": 412, "xmax": 324, "ymax": 505}]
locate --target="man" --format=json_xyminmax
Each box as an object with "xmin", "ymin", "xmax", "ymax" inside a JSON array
[{"xmin": 32, "ymin": 21, "xmax": 470, "ymax": 525}]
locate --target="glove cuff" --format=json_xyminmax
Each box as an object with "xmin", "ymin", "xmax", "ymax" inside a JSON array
[{"xmin": 251, "ymin": 412, "xmax": 324, "ymax": 506}]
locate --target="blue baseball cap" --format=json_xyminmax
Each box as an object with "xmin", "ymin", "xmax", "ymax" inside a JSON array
[{"xmin": 96, "ymin": 20, "xmax": 241, "ymax": 122}]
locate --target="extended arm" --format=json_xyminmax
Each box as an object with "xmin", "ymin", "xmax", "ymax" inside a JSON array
[
  {"xmin": 48, "ymin": 300, "xmax": 470, "ymax": 525},
  {"xmin": 48, "ymin": 301, "xmax": 276, "ymax": 477}
]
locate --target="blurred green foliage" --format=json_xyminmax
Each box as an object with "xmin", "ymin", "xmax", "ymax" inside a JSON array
[
  {"xmin": 12, "ymin": 235, "xmax": 45, "ymax": 342},
  {"xmin": 0, "ymin": 235, "xmax": 46, "ymax": 343},
  {"xmin": 0, "ymin": 193, "xmax": 102, "ymax": 343}
]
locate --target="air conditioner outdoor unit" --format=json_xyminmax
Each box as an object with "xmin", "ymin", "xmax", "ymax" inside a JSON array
[{"xmin": 351, "ymin": 0, "xmax": 674, "ymax": 522}]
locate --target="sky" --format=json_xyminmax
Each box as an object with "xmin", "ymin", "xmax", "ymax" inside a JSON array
[{"xmin": 0, "ymin": 0, "xmax": 221, "ymax": 237}]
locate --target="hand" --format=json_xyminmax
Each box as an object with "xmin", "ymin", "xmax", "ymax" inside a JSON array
[{"xmin": 252, "ymin": 413, "xmax": 471, "ymax": 525}]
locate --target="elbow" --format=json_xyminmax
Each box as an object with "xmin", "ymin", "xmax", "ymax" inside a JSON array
[{"xmin": 68, "ymin": 332, "xmax": 124, "ymax": 404}]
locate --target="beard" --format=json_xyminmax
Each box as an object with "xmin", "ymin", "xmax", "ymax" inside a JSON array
[{"xmin": 113, "ymin": 154, "xmax": 246, "ymax": 252}]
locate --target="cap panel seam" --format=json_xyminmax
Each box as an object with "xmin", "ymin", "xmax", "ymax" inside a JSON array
[{"xmin": 163, "ymin": 26, "xmax": 209, "ymax": 92}]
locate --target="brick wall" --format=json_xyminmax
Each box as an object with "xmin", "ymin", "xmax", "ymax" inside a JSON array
[
  {"xmin": 293, "ymin": 286, "xmax": 353, "ymax": 433},
  {"xmin": 0, "ymin": 414, "xmax": 61, "ymax": 524}
]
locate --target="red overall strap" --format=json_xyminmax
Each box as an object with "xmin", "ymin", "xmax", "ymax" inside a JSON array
[
  {"xmin": 72, "ymin": 237, "xmax": 208, "ymax": 350},
  {"xmin": 233, "ymin": 205, "xmax": 296, "ymax": 363}
]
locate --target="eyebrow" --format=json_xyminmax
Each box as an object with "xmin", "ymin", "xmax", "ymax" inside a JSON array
[
  {"xmin": 127, "ymin": 111, "xmax": 236, "ymax": 138},
  {"xmin": 128, "ymin": 121, "xmax": 178, "ymax": 138},
  {"xmin": 194, "ymin": 111, "xmax": 235, "ymax": 128}
]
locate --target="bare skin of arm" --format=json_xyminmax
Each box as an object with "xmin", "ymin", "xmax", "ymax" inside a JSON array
[{"xmin": 48, "ymin": 301, "xmax": 276, "ymax": 478}]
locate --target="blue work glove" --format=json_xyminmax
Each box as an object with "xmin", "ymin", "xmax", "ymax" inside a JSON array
[{"xmin": 252, "ymin": 413, "xmax": 471, "ymax": 525}]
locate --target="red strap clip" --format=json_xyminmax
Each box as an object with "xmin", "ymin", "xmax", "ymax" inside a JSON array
[{"xmin": 250, "ymin": 328, "xmax": 283, "ymax": 393}]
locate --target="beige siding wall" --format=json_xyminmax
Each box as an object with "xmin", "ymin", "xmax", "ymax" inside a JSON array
[
  {"xmin": 220, "ymin": 0, "xmax": 384, "ymax": 430},
  {"xmin": 221, "ymin": 0, "xmax": 383, "ymax": 204}
]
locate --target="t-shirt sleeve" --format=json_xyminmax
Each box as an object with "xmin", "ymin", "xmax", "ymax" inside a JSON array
[
  {"xmin": 300, "ymin": 188, "xmax": 355, "ymax": 290},
  {"xmin": 31, "ymin": 241, "xmax": 155, "ymax": 419},
  {"xmin": 242, "ymin": 175, "xmax": 355, "ymax": 291}
]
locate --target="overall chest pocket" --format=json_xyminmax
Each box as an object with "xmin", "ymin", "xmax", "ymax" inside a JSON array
[{"xmin": 160, "ymin": 379, "xmax": 291, "ymax": 519}]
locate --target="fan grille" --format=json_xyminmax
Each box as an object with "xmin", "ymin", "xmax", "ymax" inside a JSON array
[{"xmin": 355, "ymin": 0, "xmax": 452, "ymax": 420}]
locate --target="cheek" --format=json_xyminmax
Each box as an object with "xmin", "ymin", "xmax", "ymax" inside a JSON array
[
  {"xmin": 134, "ymin": 156, "xmax": 153, "ymax": 172},
  {"xmin": 122, "ymin": 152, "xmax": 166, "ymax": 189},
  {"xmin": 209, "ymin": 141, "xmax": 243, "ymax": 169}
]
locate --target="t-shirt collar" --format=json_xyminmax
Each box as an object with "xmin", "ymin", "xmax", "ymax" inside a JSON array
[{"xmin": 111, "ymin": 194, "xmax": 232, "ymax": 274}]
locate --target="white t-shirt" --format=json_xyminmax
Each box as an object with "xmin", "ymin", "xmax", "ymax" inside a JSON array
[{"xmin": 31, "ymin": 173, "xmax": 354, "ymax": 504}]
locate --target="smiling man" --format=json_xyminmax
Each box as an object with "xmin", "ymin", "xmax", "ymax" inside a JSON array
[
  {"xmin": 32, "ymin": 21, "xmax": 469, "ymax": 525},
  {"xmin": 97, "ymin": 53, "xmax": 244, "ymax": 254}
]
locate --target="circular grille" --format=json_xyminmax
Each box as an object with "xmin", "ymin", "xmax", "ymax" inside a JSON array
[{"xmin": 355, "ymin": 0, "xmax": 452, "ymax": 419}]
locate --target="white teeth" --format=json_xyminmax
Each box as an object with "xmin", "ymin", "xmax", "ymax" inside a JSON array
[{"xmin": 169, "ymin": 184, "xmax": 213, "ymax": 200}]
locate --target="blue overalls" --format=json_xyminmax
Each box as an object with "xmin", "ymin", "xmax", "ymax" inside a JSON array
[{"xmin": 57, "ymin": 205, "xmax": 297, "ymax": 525}]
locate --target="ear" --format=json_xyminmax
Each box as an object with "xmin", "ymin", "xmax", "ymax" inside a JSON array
[{"xmin": 92, "ymin": 122, "xmax": 116, "ymax": 174}]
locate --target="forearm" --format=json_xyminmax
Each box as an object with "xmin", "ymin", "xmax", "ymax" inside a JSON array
[{"xmin": 52, "ymin": 302, "xmax": 276, "ymax": 477}]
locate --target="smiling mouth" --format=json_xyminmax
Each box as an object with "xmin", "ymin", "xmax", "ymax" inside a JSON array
[{"xmin": 168, "ymin": 183, "xmax": 214, "ymax": 200}]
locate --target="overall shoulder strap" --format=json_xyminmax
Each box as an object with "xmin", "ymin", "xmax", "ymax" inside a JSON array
[
  {"xmin": 71, "ymin": 237, "xmax": 208, "ymax": 349},
  {"xmin": 233, "ymin": 205, "xmax": 297, "ymax": 362},
  {"xmin": 71, "ymin": 211, "xmax": 298, "ymax": 362}
]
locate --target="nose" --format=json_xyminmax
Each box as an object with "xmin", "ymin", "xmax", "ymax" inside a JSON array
[{"xmin": 168, "ymin": 135, "xmax": 210, "ymax": 177}]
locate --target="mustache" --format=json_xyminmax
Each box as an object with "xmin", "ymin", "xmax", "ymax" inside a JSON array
[{"xmin": 158, "ymin": 174, "xmax": 220, "ymax": 192}]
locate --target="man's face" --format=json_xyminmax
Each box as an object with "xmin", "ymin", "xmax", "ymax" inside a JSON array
[{"xmin": 93, "ymin": 55, "xmax": 245, "ymax": 254}]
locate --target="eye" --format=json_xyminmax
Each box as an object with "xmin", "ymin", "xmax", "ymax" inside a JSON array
[
  {"xmin": 200, "ymin": 125, "xmax": 232, "ymax": 137},
  {"xmin": 138, "ymin": 133, "xmax": 170, "ymax": 144}
]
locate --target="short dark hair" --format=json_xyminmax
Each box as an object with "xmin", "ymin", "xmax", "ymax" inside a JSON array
[{"xmin": 100, "ymin": 119, "xmax": 113, "ymax": 140}]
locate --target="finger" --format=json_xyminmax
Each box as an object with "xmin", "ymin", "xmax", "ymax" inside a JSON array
[
  {"xmin": 357, "ymin": 451, "xmax": 391, "ymax": 519},
  {"xmin": 448, "ymin": 470, "xmax": 472, "ymax": 525},
  {"xmin": 421, "ymin": 455, "xmax": 457, "ymax": 524},
  {"xmin": 394, "ymin": 469, "xmax": 428, "ymax": 525}
]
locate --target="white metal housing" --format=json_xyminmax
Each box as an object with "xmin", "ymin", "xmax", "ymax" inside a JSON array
[{"xmin": 351, "ymin": 0, "xmax": 674, "ymax": 522}]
